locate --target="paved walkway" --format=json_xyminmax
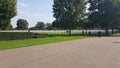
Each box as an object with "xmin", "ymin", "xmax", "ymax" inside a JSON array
[{"xmin": 0, "ymin": 37, "xmax": 120, "ymax": 68}]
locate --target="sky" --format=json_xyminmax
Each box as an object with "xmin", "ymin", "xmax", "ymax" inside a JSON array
[{"xmin": 11, "ymin": 0, "xmax": 55, "ymax": 27}]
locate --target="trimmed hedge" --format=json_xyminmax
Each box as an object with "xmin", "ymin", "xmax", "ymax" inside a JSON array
[
  {"xmin": 33, "ymin": 33, "xmax": 49, "ymax": 38},
  {"xmin": 0, "ymin": 32, "xmax": 33, "ymax": 41}
]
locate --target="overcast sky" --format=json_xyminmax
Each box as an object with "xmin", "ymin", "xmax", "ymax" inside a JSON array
[{"xmin": 11, "ymin": 0, "xmax": 55, "ymax": 27}]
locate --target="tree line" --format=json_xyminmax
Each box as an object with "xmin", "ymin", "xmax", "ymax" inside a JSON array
[
  {"xmin": 0, "ymin": 0, "xmax": 120, "ymax": 35},
  {"xmin": 9, "ymin": 19, "xmax": 54, "ymax": 30}
]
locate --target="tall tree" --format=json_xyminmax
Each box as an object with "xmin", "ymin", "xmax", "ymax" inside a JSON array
[
  {"xmin": 88, "ymin": 0, "xmax": 120, "ymax": 34},
  {"xmin": 0, "ymin": 0, "xmax": 17, "ymax": 30},
  {"xmin": 53, "ymin": 0, "xmax": 86, "ymax": 35},
  {"xmin": 35, "ymin": 22, "xmax": 45, "ymax": 30},
  {"xmin": 110, "ymin": 0, "xmax": 120, "ymax": 32},
  {"xmin": 16, "ymin": 19, "xmax": 29, "ymax": 30}
]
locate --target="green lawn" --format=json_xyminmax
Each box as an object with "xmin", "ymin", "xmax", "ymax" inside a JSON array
[{"xmin": 0, "ymin": 36, "xmax": 90, "ymax": 50}]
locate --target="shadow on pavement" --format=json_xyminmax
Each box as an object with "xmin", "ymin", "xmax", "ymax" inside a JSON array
[{"xmin": 114, "ymin": 42, "xmax": 120, "ymax": 44}]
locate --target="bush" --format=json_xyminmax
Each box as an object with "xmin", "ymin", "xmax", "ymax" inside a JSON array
[
  {"xmin": 0, "ymin": 32, "xmax": 33, "ymax": 41},
  {"xmin": 33, "ymin": 33, "xmax": 49, "ymax": 38}
]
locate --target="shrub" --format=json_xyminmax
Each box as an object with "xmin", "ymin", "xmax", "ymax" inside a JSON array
[
  {"xmin": 0, "ymin": 32, "xmax": 33, "ymax": 41},
  {"xmin": 33, "ymin": 33, "xmax": 49, "ymax": 38}
]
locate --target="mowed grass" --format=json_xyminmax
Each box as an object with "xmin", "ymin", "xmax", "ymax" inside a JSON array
[{"xmin": 0, "ymin": 36, "xmax": 90, "ymax": 50}]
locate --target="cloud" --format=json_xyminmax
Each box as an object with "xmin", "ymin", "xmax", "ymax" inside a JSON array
[
  {"xmin": 18, "ymin": 0, "xmax": 30, "ymax": 8},
  {"xmin": 17, "ymin": 9, "xmax": 25, "ymax": 14},
  {"xmin": 17, "ymin": 0, "xmax": 30, "ymax": 14}
]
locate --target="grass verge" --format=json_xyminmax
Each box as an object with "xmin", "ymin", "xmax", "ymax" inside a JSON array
[{"xmin": 0, "ymin": 36, "xmax": 90, "ymax": 50}]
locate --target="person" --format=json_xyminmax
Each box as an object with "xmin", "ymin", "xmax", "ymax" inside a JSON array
[{"xmin": 98, "ymin": 31, "xmax": 102, "ymax": 37}]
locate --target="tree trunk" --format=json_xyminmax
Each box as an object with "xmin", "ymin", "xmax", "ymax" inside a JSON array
[
  {"xmin": 105, "ymin": 28, "xmax": 109, "ymax": 35},
  {"xmin": 112, "ymin": 29, "xmax": 114, "ymax": 34},
  {"xmin": 68, "ymin": 29, "xmax": 72, "ymax": 36}
]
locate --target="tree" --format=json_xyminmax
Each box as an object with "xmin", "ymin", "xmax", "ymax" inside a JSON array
[
  {"xmin": 16, "ymin": 19, "xmax": 29, "ymax": 30},
  {"xmin": 45, "ymin": 23, "xmax": 54, "ymax": 30},
  {"xmin": 35, "ymin": 22, "xmax": 45, "ymax": 30},
  {"xmin": 29, "ymin": 27, "xmax": 37, "ymax": 30},
  {"xmin": 52, "ymin": 20, "xmax": 63, "ymax": 30},
  {"xmin": 81, "ymin": 18, "xmax": 94, "ymax": 29},
  {"xmin": 7, "ymin": 24, "xmax": 13, "ymax": 30},
  {"xmin": 110, "ymin": 0, "xmax": 120, "ymax": 33},
  {"xmin": 53, "ymin": 0, "xmax": 87, "ymax": 35},
  {"xmin": 0, "ymin": 0, "xmax": 17, "ymax": 30},
  {"xmin": 88, "ymin": 0, "xmax": 120, "ymax": 35}
]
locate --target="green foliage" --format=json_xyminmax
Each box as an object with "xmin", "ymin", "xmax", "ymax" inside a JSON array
[
  {"xmin": 0, "ymin": 32, "xmax": 33, "ymax": 40},
  {"xmin": 0, "ymin": 0, "xmax": 17, "ymax": 30},
  {"xmin": 35, "ymin": 22, "xmax": 45, "ymax": 30},
  {"xmin": 110, "ymin": 0, "xmax": 120, "ymax": 29},
  {"xmin": 45, "ymin": 23, "xmax": 54, "ymax": 30},
  {"xmin": 16, "ymin": 19, "xmax": 29, "ymax": 30},
  {"xmin": 0, "ymin": 36, "xmax": 90, "ymax": 50},
  {"xmin": 53, "ymin": 0, "xmax": 87, "ymax": 30},
  {"xmin": 7, "ymin": 24, "xmax": 13, "ymax": 30},
  {"xmin": 29, "ymin": 27, "xmax": 37, "ymax": 30},
  {"xmin": 88, "ymin": 0, "xmax": 120, "ymax": 34}
]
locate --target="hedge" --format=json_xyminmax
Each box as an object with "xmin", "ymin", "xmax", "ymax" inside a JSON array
[
  {"xmin": 33, "ymin": 33, "xmax": 49, "ymax": 38},
  {"xmin": 0, "ymin": 32, "xmax": 33, "ymax": 41}
]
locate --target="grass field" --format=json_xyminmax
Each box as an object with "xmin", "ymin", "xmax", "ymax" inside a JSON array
[{"xmin": 0, "ymin": 36, "xmax": 90, "ymax": 50}]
